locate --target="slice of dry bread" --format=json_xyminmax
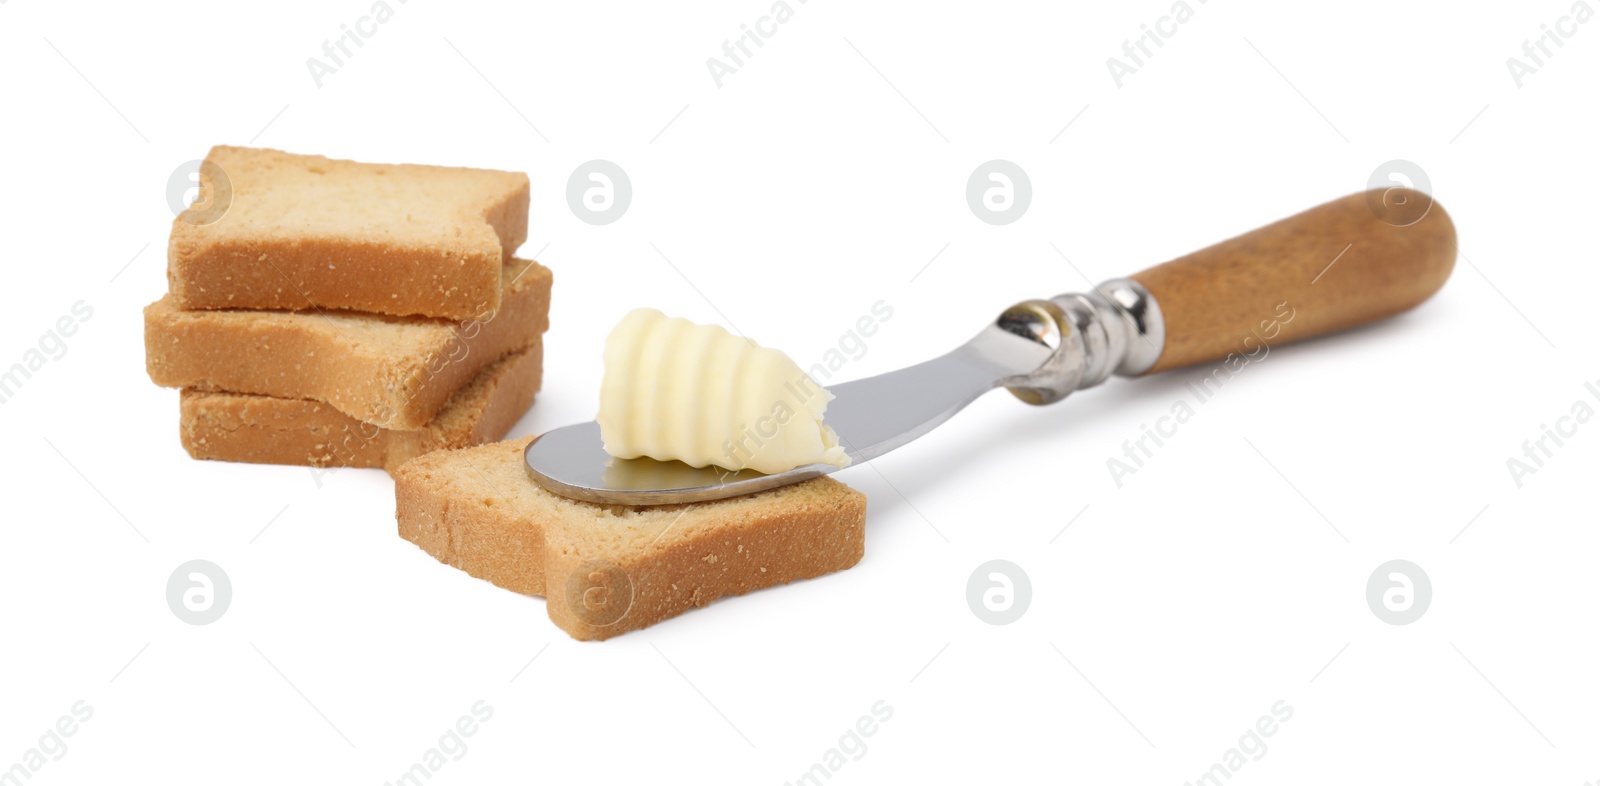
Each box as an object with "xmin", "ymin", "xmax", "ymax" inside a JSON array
[
  {"xmin": 181, "ymin": 341, "xmax": 542, "ymax": 473},
  {"xmin": 168, "ymin": 146, "xmax": 530, "ymax": 320},
  {"xmin": 146, "ymin": 259, "xmax": 551, "ymax": 430},
  {"xmin": 395, "ymin": 436, "xmax": 867, "ymax": 641}
]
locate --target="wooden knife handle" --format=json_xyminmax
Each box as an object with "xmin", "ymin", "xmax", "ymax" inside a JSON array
[{"xmin": 1130, "ymin": 189, "xmax": 1456, "ymax": 374}]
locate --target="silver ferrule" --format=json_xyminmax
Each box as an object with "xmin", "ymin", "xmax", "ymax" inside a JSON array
[{"xmin": 1001, "ymin": 278, "xmax": 1165, "ymax": 406}]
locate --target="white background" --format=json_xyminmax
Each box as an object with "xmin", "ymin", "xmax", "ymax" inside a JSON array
[{"xmin": 2, "ymin": 0, "xmax": 1597, "ymax": 783}]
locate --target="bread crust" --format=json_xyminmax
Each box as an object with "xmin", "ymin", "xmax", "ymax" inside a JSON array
[
  {"xmin": 180, "ymin": 342, "xmax": 542, "ymax": 472},
  {"xmin": 394, "ymin": 437, "xmax": 867, "ymax": 640},
  {"xmin": 167, "ymin": 146, "xmax": 530, "ymax": 320},
  {"xmin": 146, "ymin": 259, "xmax": 551, "ymax": 430}
]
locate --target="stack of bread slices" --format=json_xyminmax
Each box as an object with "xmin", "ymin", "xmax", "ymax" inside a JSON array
[{"xmin": 143, "ymin": 146, "xmax": 551, "ymax": 473}]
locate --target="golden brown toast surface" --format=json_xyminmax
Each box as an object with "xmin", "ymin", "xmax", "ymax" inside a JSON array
[
  {"xmin": 394, "ymin": 436, "xmax": 867, "ymax": 640},
  {"xmin": 168, "ymin": 146, "xmax": 529, "ymax": 320}
]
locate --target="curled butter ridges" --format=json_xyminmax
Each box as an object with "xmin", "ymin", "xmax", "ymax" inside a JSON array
[{"xmin": 598, "ymin": 308, "xmax": 849, "ymax": 474}]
